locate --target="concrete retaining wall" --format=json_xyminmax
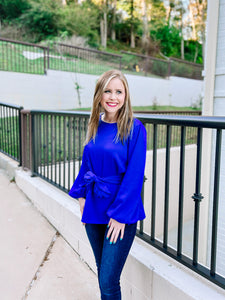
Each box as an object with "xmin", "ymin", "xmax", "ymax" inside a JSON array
[{"xmin": 0, "ymin": 70, "xmax": 203, "ymax": 110}]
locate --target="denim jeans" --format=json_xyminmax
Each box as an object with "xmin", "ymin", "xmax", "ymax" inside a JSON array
[{"xmin": 85, "ymin": 222, "xmax": 137, "ymax": 300}]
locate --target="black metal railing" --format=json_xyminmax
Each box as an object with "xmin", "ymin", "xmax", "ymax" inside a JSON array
[
  {"xmin": 136, "ymin": 114, "xmax": 225, "ymax": 289},
  {"xmin": 1, "ymin": 104, "xmax": 225, "ymax": 290},
  {"xmin": 0, "ymin": 38, "xmax": 47, "ymax": 74},
  {"xmin": 121, "ymin": 51, "xmax": 203, "ymax": 80},
  {"xmin": 0, "ymin": 38, "xmax": 203, "ymax": 80},
  {"xmin": 0, "ymin": 102, "xmax": 23, "ymax": 163},
  {"xmin": 31, "ymin": 110, "xmax": 89, "ymax": 192},
  {"xmin": 29, "ymin": 111, "xmax": 199, "ymax": 190},
  {"xmin": 48, "ymin": 43, "xmax": 122, "ymax": 75}
]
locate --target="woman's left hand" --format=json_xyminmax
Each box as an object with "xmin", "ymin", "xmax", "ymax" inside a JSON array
[{"xmin": 107, "ymin": 218, "xmax": 125, "ymax": 244}]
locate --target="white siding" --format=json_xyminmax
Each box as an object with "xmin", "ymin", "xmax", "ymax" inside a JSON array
[{"xmin": 212, "ymin": 0, "xmax": 225, "ymax": 277}]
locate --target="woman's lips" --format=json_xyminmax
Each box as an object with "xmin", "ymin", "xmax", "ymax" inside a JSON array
[{"xmin": 106, "ymin": 102, "xmax": 118, "ymax": 107}]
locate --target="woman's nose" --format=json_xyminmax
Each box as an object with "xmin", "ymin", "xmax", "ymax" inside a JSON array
[{"xmin": 110, "ymin": 92, "xmax": 117, "ymax": 99}]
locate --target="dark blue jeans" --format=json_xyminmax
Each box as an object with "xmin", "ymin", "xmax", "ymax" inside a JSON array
[{"xmin": 85, "ymin": 223, "xmax": 137, "ymax": 300}]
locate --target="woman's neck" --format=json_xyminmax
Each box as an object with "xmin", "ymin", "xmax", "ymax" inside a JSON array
[{"xmin": 102, "ymin": 113, "xmax": 117, "ymax": 123}]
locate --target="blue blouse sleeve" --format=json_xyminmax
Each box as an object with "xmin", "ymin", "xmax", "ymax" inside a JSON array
[
  {"xmin": 106, "ymin": 120, "xmax": 147, "ymax": 223},
  {"xmin": 68, "ymin": 148, "xmax": 88, "ymax": 199}
]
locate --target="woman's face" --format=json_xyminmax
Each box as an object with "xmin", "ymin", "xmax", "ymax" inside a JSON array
[{"xmin": 100, "ymin": 77, "xmax": 125, "ymax": 120}]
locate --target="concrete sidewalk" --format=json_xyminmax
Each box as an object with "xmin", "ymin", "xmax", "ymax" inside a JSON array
[{"xmin": 0, "ymin": 169, "xmax": 100, "ymax": 300}]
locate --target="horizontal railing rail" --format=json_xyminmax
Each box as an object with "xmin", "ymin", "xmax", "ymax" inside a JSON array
[{"xmin": 0, "ymin": 102, "xmax": 23, "ymax": 163}]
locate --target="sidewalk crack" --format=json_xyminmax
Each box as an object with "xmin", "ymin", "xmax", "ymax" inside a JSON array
[{"xmin": 22, "ymin": 231, "xmax": 60, "ymax": 299}]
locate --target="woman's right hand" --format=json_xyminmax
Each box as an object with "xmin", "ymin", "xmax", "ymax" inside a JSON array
[{"xmin": 78, "ymin": 197, "xmax": 86, "ymax": 225}]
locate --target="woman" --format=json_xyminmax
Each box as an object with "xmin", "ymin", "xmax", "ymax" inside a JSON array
[{"xmin": 69, "ymin": 69, "xmax": 146, "ymax": 299}]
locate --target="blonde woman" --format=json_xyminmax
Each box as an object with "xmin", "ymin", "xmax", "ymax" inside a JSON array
[{"xmin": 69, "ymin": 70, "xmax": 146, "ymax": 299}]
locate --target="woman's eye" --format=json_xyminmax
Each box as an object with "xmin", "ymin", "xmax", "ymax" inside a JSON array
[
  {"xmin": 104, "ymin": 90, "xmax": 110, "ymax": 93},
  {"xmin": 116, "ymin": 91, "xmax": 122, "ymax": 94}
]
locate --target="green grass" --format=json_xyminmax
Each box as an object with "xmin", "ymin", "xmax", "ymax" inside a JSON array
[
  {"xmin": 132, "ymin": 105, "xmax": 199, "ymax": 111},
  {"xmin": 0, "ymin": 40, "xmax": 166, "ymax": 78},
  {"xmin": 0, "ymin": 41, "xmax": 45, "ymax": 74},
  {"xmin": 0, "ymin": 116, "xmax": 20, "ymax": 160},
  {"xmin": 70, "ymin": 105, "xmax": 199, "ymax": 112}
]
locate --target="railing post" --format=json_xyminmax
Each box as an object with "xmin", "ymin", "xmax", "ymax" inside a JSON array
[
  {"xmin": 177, "ymin": 126, "xmax": 186, "ymax": 256},
  {"xmin": 192, "ymin": 127, "xmax": 204, "ymax": 265},
  {"xmin": 31, "ymin": 112, "xmax": 36, "ymax": 176},
  {"xmin": 151, "ymin": 124, "xmax": 157, "ymax": 241},
  {"xmin": 47, "ymin": 46, "xmax": 50, "ymax": 70},
  {"xmin": 140, "ymin": 175, "xmax": 147, "ymax": 235},
  {"xmin": 163, "ymin": 125, "xmax": 171, "ymax": 249},
  {"xmin": 167, "ymin": 59, "xmax": 171, "ymax": 78},
  {"xmin": 18, "ymin": 106, "xmax": 23, "ymax": 166},
  {"xmin": 20, "ymin": 110, "xmax": 33, "ymax": 170},
  {"xmin": 210, "ymin": 129, "xmax": 222, "ymax": 276}
]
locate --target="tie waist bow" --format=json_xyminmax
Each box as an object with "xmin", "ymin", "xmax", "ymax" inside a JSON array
[{"xmin": 82, "ymin": 171, "xmax": 123, "ymax": 198}]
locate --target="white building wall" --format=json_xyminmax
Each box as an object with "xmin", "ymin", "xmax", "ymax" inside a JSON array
[
  {"xmin": 205, "ymin": 0, "xmax": 225, "ymax": 277},
  {"xmin": 213, "ymin": 0, "xmax": 225, "ymax": 277}
]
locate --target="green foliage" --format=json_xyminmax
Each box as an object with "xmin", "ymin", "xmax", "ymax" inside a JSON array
[
  {"xmin": 19, "ymin": 0, "xmax": 61, "ymax": 42},
  {"xmin": 0, "ymin": 0, "xmax": 204, "ymax": 65},
  {"xmin": 115, "ymin": 17, "xmax": 141, "ymax": 45},
  {"xmin": 184, "ymin": 40, "xmax": 203, "ymax": 64},
  {"xmin": 150, "ymin": 2, "xmax": 167, "ymax": 31},
  {"xmin": 58, "ymin": 3, "xmax": 99, "ymax": 47},
  {"xmin": 151, "ymin": 24, "xmax": 181, "ymax": 57},
  {"xmin": 0, "ymin": 0, "xmax": 30, "ymax": 20}
]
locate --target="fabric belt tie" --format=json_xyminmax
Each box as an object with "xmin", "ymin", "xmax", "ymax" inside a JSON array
[{"xmin": 82, "ymin": 171, "xmax": 123, "ymax": 198}]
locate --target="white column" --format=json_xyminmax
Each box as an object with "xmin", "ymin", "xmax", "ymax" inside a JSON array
[{"xmin": 199, "ymin": 0, "xmax": 220, "ymax": 264}]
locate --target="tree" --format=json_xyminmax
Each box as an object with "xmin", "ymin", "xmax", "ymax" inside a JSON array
[
  {"xmin": 0, "ymin": 0, "xmax": 30, "ymax": 20},
  {"xmin": 167, "ymin": 0, "xmax": 185, "ymax": 59},
  {"xmin": 130, "ymin": 0, "xmax": 135, "ymax": 47},
  {"xmin": 141, "ymin": 0, "xmax": 149, "ymax": 53},
  {"xmin": 100, "ymin": 0, "xmax": 108, "ymax": 47},
  {"xmin": 166, "ymin": 0, "xmax": 175, "ymax": 25},
  {"xmin": 188, "ymin": 0, "xmax": 207, "ymax": 63},
  {"xmin": 151, "ymin": 24, "xmax": 181, "ymax": 57},
  {"xmin": 111, "ymin": 0, "xmax": 117, "ymax": 40},
  {"xmin": 20, "ymin": 0, "xmax": 61, "ymax": 42}
]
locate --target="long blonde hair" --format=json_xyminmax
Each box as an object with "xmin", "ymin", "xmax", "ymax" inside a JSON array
[{"xmin": 85, "ymin": 70, "xmax": 133, "ymax": 144}]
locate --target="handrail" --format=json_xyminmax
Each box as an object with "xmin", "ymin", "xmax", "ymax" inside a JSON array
[
  {"xmin": 30, "ymin": 109, "xmax": 225, "ymax": 129},
  {"xmin": 0, "ymin": 37, "xmax": 48, "ymax": 49},
  {"xmin": 56, "ymin": 42, "xmax": 122, "ymax": 58}
]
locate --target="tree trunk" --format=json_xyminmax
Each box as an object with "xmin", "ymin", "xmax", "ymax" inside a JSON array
[
  {"xmin": 130, "ymin": 0, "xmax": 135, "ymax": 48},
  {"xmin": 131, "ymin": 26, "xmax": 135, "ymax": 48},
  {"xmin": 179, "ymin": 2, "xmax": 184, "ymax": 59},
  {"xmin": 100, "ymin": 0, "xmax": 107, "ymax": 48},
  {"xmin": 111, "ymin": 0, "xmax": 116, "ymax": 41},
  {"xmin": 181, "ymin": 37, "xmax": 184, "ymax": 60},
  {"xmin": 189, "ymin": 3, "xmax": 197, "ymax": 40},
  {"xmin": 194, "ymin": 43, "xmax": 198, "ymax": 63},
  {"xmin": 188, "ymin": 0, "xmax": 207, "ymax": 64},
  {"xmin": 142, "ymin": 0, "xmax": 149, "ymax": 54}
]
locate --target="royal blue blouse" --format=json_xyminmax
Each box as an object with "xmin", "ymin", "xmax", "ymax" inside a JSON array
[{"xmin": 69, "ymin": 117, "xmax": 146, "ymax": 224}]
